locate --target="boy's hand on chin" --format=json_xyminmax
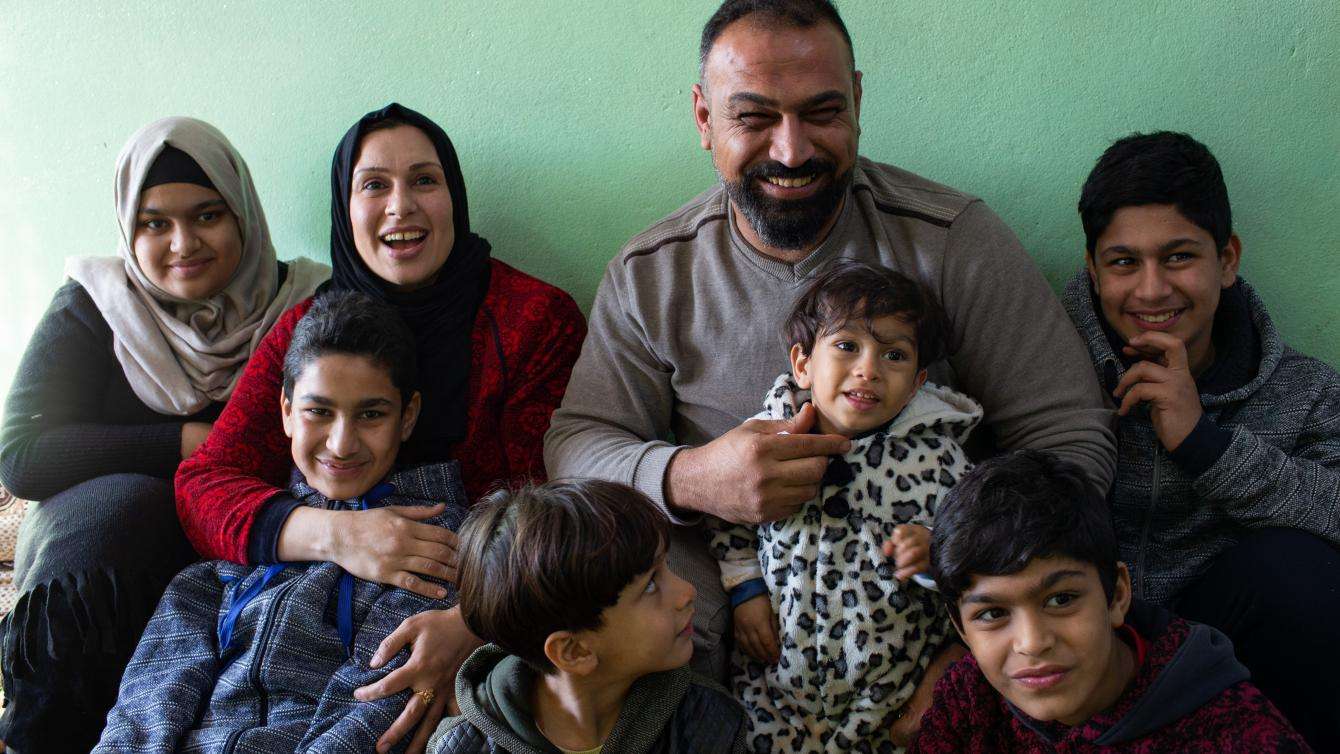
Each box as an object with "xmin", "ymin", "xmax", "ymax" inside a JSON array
[
  {"xmin": 889, "ymin": 643, "xmax": 966, "ymax": 747},
  {"xmin": 1114, "ymin": 332, "xmax": 1203, "ymax": 452},
  {"xmin": 355, "ymin": 606, "xmax": 483, "ymax": 754},
  {"xmin": 733, "ymin": 595, "xmax": 781, "ymax": 665}
]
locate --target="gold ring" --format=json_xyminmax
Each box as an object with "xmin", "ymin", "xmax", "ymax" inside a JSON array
[{"xmin": 414, "ymin": 688, "xmax": 436, "ymax": 706}]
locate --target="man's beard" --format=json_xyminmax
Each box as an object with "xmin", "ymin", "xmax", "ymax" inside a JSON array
[{"xmin": 721, "ymin": 158, "xmax": 852, "ymax": 251}]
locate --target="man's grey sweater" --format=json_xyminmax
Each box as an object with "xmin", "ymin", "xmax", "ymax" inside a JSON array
[
  {"xmin": 544, "ymin": 157, "xmax": 1117, "ymax": 670},
  {"xmin": 1063, "ymin": 271, "xmax": 1340, "ymax": 605}
]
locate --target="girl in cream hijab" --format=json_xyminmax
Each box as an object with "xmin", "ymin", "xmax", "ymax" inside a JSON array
[{"xmin": 0, "ymin": 116, "xmax": 326, "ymax": 753}]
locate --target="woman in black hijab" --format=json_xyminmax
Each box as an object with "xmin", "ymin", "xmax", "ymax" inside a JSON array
[{"xmin": 177, "ymin": 103, "xmax": 587, "ymax": 751}]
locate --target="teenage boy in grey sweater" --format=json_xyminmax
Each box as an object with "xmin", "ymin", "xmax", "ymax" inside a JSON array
[
  {"xmin": 1062, "ymin": 130, "xmax": 1340, "ymax": 751},
  {"xmin": 544, "ymin": 2, "xmax": 1115, "ymax": 739}
]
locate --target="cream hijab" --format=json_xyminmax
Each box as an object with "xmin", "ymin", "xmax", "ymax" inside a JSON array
[{"xmin": 66, "ymin": 116, "xmax": 329, "ymax": 415}]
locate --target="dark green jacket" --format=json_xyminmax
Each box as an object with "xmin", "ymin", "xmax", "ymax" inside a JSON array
[{"xmin": 428, "ymin": 645, "xmax": 746, "ymax": 754}]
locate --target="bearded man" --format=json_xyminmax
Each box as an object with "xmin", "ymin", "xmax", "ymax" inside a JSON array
[{"xmin": 544, "ymin": 0, "xmax": 1116, "ymax": 741}]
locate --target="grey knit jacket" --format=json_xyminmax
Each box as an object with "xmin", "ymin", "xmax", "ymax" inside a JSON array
[
  {"xmin": 1062, "ymin": 272, "xmax": 1340, "ymax": 605},
  {"xmin": 95, "ymin": 462, "xmax": 467, "ymax": 754}
]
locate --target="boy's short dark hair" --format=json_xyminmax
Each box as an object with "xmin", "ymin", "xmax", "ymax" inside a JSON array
[
  {"xmin": 700, "ymin": 0, "xmax": 854, "ymax": 77},
  {"xmin": 1078, "ymin": 131, "xmax": 1232, "ymax": 254},
  {"xmin": 784, "ymin": 260, "xmax": 950, "ymax": 369},
  {"xmin": 281, "ymin": 290, "xmax": 417, "ymax": 404},
  {"xmin": 930, "ymin": 450, "xmax": 1119, "ymax": 614},
  {"xmin": 455, "ymin": 479, "xmax": 671, "ymax": 674}
]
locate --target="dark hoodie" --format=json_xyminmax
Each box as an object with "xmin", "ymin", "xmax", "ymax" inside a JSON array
[
  {"xmin": 910, "ymin": 602, "xmax": 1309, "ymax": 753},
  {"xmin": 428, "ymin": 645, "xmax": 747, "ymax": 754}
]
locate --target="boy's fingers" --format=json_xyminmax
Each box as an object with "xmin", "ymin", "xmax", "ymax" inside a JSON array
[
  {"xmin": 1116, "ymin": 383, "xmax": 1155, "ymax": 417},
  {"xmin": 881, "ymin": 539, "xmax": 896, "ymax": 558}
]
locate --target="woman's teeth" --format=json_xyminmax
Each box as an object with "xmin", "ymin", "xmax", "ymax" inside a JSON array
[
  {"xmin": 380, "ymin": 230, "xmax": 426, "ymax": 243},
  {"xmin": 765, "ymin": 175, "xmax": 814, "ymax": 188}
]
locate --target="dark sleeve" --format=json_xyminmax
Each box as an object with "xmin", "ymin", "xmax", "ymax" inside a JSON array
[
  {"xmin": 0, "ymin": 282, "xmax": 184, "ymax": 500},
  {"xmin": 1168, "ymin": 414, "xmax": 1234, "ymax": 476},
  {"xmin": 246, "ymin": 494, "xmax": 304, "ymax": 564}
]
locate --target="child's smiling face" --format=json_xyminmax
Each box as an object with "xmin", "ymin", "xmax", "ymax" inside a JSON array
[
  {"xmin": 791, "ymin": 313, "xmax": 927, "ymax": 437},
  {"xmin": 281, "ymin": 352, "xmax": 419, "ymax": 501}
]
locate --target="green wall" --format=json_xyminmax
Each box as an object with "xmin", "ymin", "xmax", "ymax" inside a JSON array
[{"xmin": 2, "ymin": 1, "xmax": 1337, "ymax": 397}]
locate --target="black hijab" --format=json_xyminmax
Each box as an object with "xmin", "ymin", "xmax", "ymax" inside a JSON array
[{"xmin": 326, "ymin": 102, "xmax": 492, "ymax": 461}]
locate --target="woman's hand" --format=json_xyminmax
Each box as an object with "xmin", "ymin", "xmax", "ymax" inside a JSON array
[
  {"xmin": 355, "ymin": 606, "xmax": 483, "ymax": 754},
  {"xmin": 329, "ymin": 505, "xmax": 460, "ymax": 599},
  {"xmin": 180, "ymin": 421, "xmax": 213, "ymax": 459}
]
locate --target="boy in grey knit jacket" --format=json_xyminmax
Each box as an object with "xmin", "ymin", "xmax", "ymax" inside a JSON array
[{"xmin": 1064, "ymin": 130, "xmax": 1340, "ymax": 750}]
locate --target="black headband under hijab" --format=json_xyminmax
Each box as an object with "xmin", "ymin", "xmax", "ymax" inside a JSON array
[
  {"xmin": 325, "ymin": 102, "xmax": 493, "ymax": 459},
  {"xmin": 142, "ymin": 145, "xmax": 216, "ymax": 191}
]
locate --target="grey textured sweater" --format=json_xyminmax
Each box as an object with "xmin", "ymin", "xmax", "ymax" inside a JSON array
[
  {"xmin": 545, "ymin": 157, "xmax": 1116, "ymax": 511},
  {"xmin": 1062, "ymin": 271, "xmax": 1340, "ymax": 605}
]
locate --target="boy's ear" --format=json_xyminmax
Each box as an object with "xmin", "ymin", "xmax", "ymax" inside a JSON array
[
  {"xmin": 1108, "ymin": 562, "xmax": 1133, "ymax": 628},
  {"xmin": 280, "ymin": 391, "xmax": 295, "ymax": 439},
  {"xmin": 1219, "ymin": 234, "xmax": 1242, "ymax": 288},
  {"xmin": 399, "ymin": 391, "xmax": 422, "ymax": 442},
  {"xmin": 790, "ymin": 343, "xmax": 813, "ymax": 389},
  {"xmin": 543, "ymin": 630, "xmax": 599, "ymax": 677},
  {"xmin": 947, "ymin": 606, "xmax": 967, "ymax": 641},
  {"xmin": 914, "ymin": 368, "xmax": 928, "ymax": 391}
]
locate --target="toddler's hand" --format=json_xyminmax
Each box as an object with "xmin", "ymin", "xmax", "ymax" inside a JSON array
[
  {"xmin": 882, "ymin": 523, "xmax": 931, "ymax": 583},
  {"xmin": 733, "ymin": 594, "xmax": 781, "ymax": 665}
]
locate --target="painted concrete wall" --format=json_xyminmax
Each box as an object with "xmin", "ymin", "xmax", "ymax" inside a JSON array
[{"xmin": 2, "ymin": 1, "xmax": 1337, "ymax": 396}]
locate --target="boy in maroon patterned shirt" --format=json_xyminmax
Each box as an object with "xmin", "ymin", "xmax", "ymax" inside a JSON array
[{"xmin": 912, "ymin": 450, "xmax": 1309, "ymax": 753}]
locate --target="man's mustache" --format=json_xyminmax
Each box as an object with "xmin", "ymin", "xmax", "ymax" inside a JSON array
[{"xmin": 744, "ymin": 158, "xmax": 838, "ymax": 182}]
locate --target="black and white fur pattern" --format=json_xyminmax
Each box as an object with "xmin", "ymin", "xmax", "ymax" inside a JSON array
[{"xmin": 709, "ymin": 373, "xmax": 981, "ymax": 753}]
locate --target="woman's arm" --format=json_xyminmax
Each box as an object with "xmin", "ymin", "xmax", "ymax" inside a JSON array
[
  {"xmin": 175, "ymin": 301, "xmax": 309, "ymax": 563},
  {"xmin": 1, "ymin": 282, "xmax": 185, "ymax": 500},
  {"xmin": 498, "ymin": 288, "xmax": 586, "ymax": 482}
]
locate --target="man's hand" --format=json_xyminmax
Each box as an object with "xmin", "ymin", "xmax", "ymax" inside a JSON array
[
  {"xmin": 1113, "ymin": 331, "xmax": 1203, "ymax": 452},
  {"xmin": 733, "ymin": 594, "xmax": 781, "ymax": 665},
  {"xmin": 889, "ymin": 643, "xmax": 966, "ymax": 746},
  {"xmin": 667, "ymin": 402, "xmax": 850, "ymax": 524},
  {"xmin": 881, "ymin": 523, "xmax": 931, "ymax": 582}
]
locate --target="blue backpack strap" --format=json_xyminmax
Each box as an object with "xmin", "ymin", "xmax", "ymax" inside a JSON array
[{"xmin": 218, "ymin": 564, "xmax": 287, "ymax": 652}]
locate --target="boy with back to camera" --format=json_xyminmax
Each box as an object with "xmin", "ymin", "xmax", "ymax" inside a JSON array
[
  {"xmin": 1062, "ymin": 131, "xmax": 1340, "ymax": 749},
  {"xmin": 428, "ymin": 479, "xmax": 747, "ymax": 754},
  {"xmin": 913, "ymin": 450, "xmax": 1308, "ymax": 753},
  {"xmin": 98, "ymin": 291, "xmax": 469, "ymax": 753},
  {"xmin": 707, "ymin": 261, "xmax": 982, "ymax": 752}
]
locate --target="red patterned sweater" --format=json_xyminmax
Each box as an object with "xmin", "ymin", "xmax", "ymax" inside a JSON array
[
  {"xmin": 176, "ymin": 259, "xmax": 586, "ymax": 564},
  {"xmin": 911, "ymin": 615, "xmax": 1310, "ymax": 753}
]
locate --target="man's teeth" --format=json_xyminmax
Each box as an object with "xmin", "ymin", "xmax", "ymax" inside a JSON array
[
  {"xmin": 765, "ymin": 175, "xmax": 815, "ymax": 188},
  {"xmin": 1134, "ymin": 310, "xmax": 1178, "ymax": 323},
  {"xmin": 381, "ymin": 230, "xmax": 426, "ymax": 242}
]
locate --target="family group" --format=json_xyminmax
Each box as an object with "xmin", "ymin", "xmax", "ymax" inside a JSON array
[{"xmin": 1, "ymin": 1, "xmax": 1336, "ymax": 753}]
